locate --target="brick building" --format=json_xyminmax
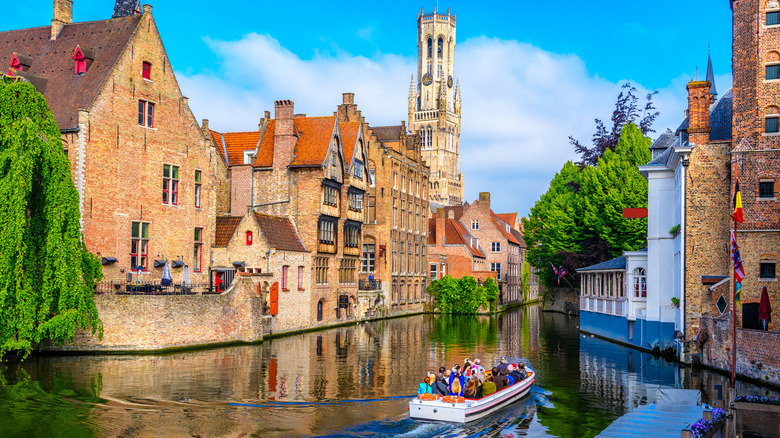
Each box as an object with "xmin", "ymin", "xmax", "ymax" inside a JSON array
[
  {"xmin": 428, "ymin": 208, "xmax": 493, "ymax": 282},
  {"xmin": 211, "ymin": 96, "xmax": 371, "ymax": 325},
  {"xmin": 1, "ymin": 1, "xmax": 219, "ymax": 285},
  {"xmin": 363, "ymin": 119, "xmax": 431, "ymax": 315}
]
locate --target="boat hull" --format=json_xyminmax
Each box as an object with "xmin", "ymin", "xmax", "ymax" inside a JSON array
[{"xmin": 409, "ymin": 372, "xmax": 535, "ymax": 423}]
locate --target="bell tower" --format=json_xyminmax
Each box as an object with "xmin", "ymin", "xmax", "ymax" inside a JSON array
[{"xmin": 409, "ymin": 7, "xmax": 463, "ymax": 206}]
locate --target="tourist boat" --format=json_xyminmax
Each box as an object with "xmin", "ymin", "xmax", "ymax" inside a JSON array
[{"xmin": 409, "ymin": 366, "xmax": 535, "ymax": 423}]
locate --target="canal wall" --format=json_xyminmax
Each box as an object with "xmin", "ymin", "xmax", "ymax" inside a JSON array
[
  {"xmin": 699, "ymin": 314, "xmax": 780, "ymax": 386},
  {"xmin": 42, "ymin": 277, "xmax": 265, "ymax": 352},
  {"xmin": 542, "ymin": 286, "xmax": 579, "ymax": 315}
]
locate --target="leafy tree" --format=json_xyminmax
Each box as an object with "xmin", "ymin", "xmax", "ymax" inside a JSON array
[
  {"xmin": 0, "ymin": 77, "xmax": 102, "ymax": 358},
  {"xmin": 428, "ymin": 275, "xmax": 497, "ymax": 314},
  {"xmin": 523, "ymin": 123, "xmax": 651, "ymax": 288},
  {"xmin": 570, "ymin": 83, "xmax": 658, "ymax": 166}
]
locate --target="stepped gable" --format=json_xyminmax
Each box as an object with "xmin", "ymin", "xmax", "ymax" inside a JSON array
[
  {"xmin": 0, "ymin": 14, "xmax": 144, "ymax": 130},
  {"xmin": 254, "ymin": 214, "xmax": 307, "ymax": 252},
  {"xmin": 215, "ymin": 216, "xmax": 242, "ymax": 246}
]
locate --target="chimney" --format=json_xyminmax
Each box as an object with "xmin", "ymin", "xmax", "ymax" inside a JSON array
[
  {"xmin": 201, "ymin": 119, "xmax": 209, "ymax": 130},
  {"xmin": 436, "ymin": 208, "xmax": 446, "ymax": 246},
  {"xmin": 273, "ymin": 100, "xmax": 295, "ymax": 168},
  {"xmin": 686, "ymin": 80, "xmax": 712, "ymax": 146},
  {"xmin": 343, "ymin": 92, "xmax": 354, "ymax": 105},
  {"xmin": 338, "ymin": 92, "xmax": 360, "ymax": 121},
  {"xmin": 51, "ymin": 0, "xmax": 73, "ymax": 40},
  {"xmin": 447, "ymin": 209, "xmax": 455, "ymax": 219},
  {"xmin": 479, "ymin": 192, "xmax": 491, "ymax": 209}
]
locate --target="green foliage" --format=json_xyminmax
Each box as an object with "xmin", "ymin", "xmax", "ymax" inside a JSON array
[
  {"xmin": 523, "ymin": 123, "xmax": 651, "ymax": 288},
  {"xmin": 0, "ymin": 78, "xmax": 102, "ymax": 359},
  {"xmin": 427, "ymin": 275, "xmax": 498, "ymax": 314}
]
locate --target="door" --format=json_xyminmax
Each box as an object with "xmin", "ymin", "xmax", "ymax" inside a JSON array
[
  {"xmin": 270, "ymin": 282, "xmax": 279, "ymax": 316},
  {"xmin": 317, "ymin": 300, "xmax": 323, "ymax": 321}
]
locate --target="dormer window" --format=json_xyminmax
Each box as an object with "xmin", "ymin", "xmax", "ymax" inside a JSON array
[
  {"xmin": 142, "ymin": 61, "xmax": 152, "ymax": 80},
  {"xmin": 8, "ymin": 53, "xmax": 31, "ymax": 74},
  {"xmin": 72, "ymin": 46, "xmax": 92, "ymax": 75}
]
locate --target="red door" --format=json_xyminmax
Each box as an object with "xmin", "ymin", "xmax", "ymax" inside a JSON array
[{"xmin": 270, "ymin": 282, "xmax": 279, "ymax": 315}]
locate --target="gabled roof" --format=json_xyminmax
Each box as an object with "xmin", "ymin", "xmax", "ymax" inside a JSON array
[
  {"xmin": 447, "ymin": 219, "xmax": 486, "ymax": 258},
  {"xmin": 341, "ymin": 121, "xmax": 361, "ymax": 168},
  {"xmin": 210, "ymin": 130, "xmax": 260, "ymax": 167},
  {"xmin": 490, "ymin": 212, "xmax": 521, "ymax": 245},
  {"xmin": 215, "ymin": 216, "xmax": 242, "ymax": 247},
  {"xmin": 650, "ymin": 130, "xmax": 676, "ymax": 151},
  {"xmin": 290, "ymin": 116, "xmax": 337, "ymax": 166},
  {"xmin": 254, "ymin": 214, "xmax": 306, "ymax": 252},
  {"xmin": 372, "ymin": 125, "xmax": 403, "ymax": 142},
  {"xmin": 510, "ymin": 228, "xmax": 526, "ymax": 248},
  {"xmin": 254, "ymin": 119, "xmax": 275, "ymax": 167},
  {"xmin": 0, "ymin": 14, "xmax": 144, "ymax": 130},
  {"xmin": 576, "ymin": 255, "xmax": 627, "ymax": 272},
  {"xmin": 495, "ymin": 213, "xmax": 518, "ymax": 227}
]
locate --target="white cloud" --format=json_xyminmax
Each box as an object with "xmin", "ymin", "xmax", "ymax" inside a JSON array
[{"xmin": 178, "ymin": 33, "xmax": 700, "ymax": 216}]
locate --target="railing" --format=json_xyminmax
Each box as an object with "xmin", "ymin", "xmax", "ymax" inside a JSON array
[
  {"xmin": 94, "ymin": 281, "xmax": 217, "ymax": 295},
  {"xmin": 358, "ymin": 279, "xmax": 382, "ymax": 291}
]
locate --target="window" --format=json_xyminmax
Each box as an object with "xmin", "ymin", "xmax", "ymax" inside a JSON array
[
  {"xmin": 491, "ymin": 242, "xmax": 501, "ymax": 253},
  {"xmin": 339, "ymin": 259, "xmax": 356, "ymax": 284},
  {"xmin": 401, "ymin": 200, "xmax": 405, "ymax": 229},
  {"xmin": 427, "ymin": 38, "xmax": 432, "ymax": 58},
  {"xmin": 131, "ymin": 221, "xmax": 149, "ymax": 271},
  {"xmin": 393, "ymin": 198, "xmax": 397, "ymax": 228},
  {"xmin": 437, "ymin": 37, "xmax": 443, "ymax": 57},
  {"xmin": 633, "ymin": 267, "xmax": 647, "ymax": 298},
  {"xmin": 491, "ymin": 262, "xmax": 501, "ymax": 279},
  {"xmin": 194, "ymin": 170, "xmax": 202, "ymax": 208},
  {"xmin": 768, "ymin": 64, "xmax": 780, "ymax": 80},
  {"xmin": 760, "ymin": 262, "xmax": 776, "ymax": 279},
  {"xmin": 246, "ymin": 230, "xmax": 253, "ymax": 246},
  {"xmin": 331, "ymin": 149, "xmax": 337, "ymax": 166},
  {"xmin": 138, "ymin": 100, "xmax": 154, "ymax": 128},
  {"xmin": 353, "ymin": 160, "xmax": 364, "ymax": 179},
  {"xmin": 768, "ymin": 10, "xmax": 780, "ymax": 25},
  {"xmin": 142, "ymin": 61, "xmax": 151, "ymax": 80},
  {"xmin": 361, "ymin": 244, "xmax": 375, "ymax": 273},
  {"xmin": 243, "ymin": 150, "xmax": 254, "ymax": 164},
  {"xmin": 399, "ymin": 242, "xmax": 405, "ymax": 272},
  {"xmin": 348, "ymin": 192, "xmax": 364, "ymax": 211},
  {"xmin": 162, "ymin": 164, "xmax": 179, "ymax": 205},
  {"xmin": 73, "ymin": 48, "xmax": 87, "ymax": 75},
  {"xmin": 282, "ymin": 265, "xmax": 289, "ymax": 290},
  {"xmin": 323, "ymin": 186, "xmax": 338, "ymax": 206},
  {"xmin": 766, "ymin": 116, "xmax": 779, "ymax": 133},
  {"xmin": 319, "ymin": 218, "xmax": 335, "ymax": 245},
  {"xmin": 427, "ymin": 126, "xmax": 433, "ymax": 149},
  {"xmin": 759, "ymin": 180, "xmax": 775, "ymax": 198},
  {"xmin": 401, "ymin": 175, "xmax": 406, "ymax": 192},
  {"xmin": 193, "ymin": 228, "xmax": 203, "ymax": 272},
  {"xmin": 393, "ymin": 172, "xmax": 398, "ymax": 189},
  {"xmin": 369, "ymin": 169, "xmax": 376, "ymax": 188},
  {"xmin": 297, "ymin": 266, "xmax": 304, "ymax": 290},
  {"xmin": 409, "ymin": 177, "xmax": 413, "ymax": 194},
  {"xmin": 344, "ymin": 224, "xmax": 360, "ymax": 248},
  {"xmin": 471, "ymin": 219, "xmax": 479, "ymax": 230},
  {"xmin": 315, "ymin": 257, "xmax": 329, "ymax": 284},
  {"xmin": 416, "ymin": 181, "xmax": 419, "ymax": 196},
  {"xmin": 430, "ymin": 264, "xmax": 438, "ymax": 281}
]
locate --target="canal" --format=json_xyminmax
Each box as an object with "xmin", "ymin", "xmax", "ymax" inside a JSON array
[{"xmin": 0, "ymin": 305, "xmax": 777, "ymax": 437}]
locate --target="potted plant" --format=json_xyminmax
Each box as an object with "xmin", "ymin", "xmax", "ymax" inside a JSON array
[
  {"xmin": 669, "ymin": 224, "xmax": 681, "ymax": 237},
  {"xmin": 671, "ymin": 297, "xmax": 680, "ymax": 308}
]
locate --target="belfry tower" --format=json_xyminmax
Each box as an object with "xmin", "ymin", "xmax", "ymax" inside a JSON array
[{"xmin": 409, "ymin": 7, "xmax": 463, "ymax": 206}]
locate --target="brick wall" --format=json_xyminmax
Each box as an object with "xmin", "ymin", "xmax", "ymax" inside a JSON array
[{"xmin": 43, "ymin": 276, "xmax": 264, "ymax": 352}]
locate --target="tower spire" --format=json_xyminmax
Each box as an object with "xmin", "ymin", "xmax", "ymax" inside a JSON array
[{"xmin": 706, "ymin": 44, "xmax": 717, "ymax": 98}]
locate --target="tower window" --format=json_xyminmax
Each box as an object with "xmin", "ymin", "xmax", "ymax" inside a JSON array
[
  {"xmin": 767, "ymin": 10, "xmax": 780, "ymax": 26},
  {"xmin": 767, "ymin": 64, "xmax": 780, "ymax": 80},
  {"xmin": 427, "ymin": 38, "xmax": 432, "ymax": 58},
  {"xmin": 766, "ymin": 116, "xmax": 779, "ymax": 133},
  {"xmin": 437, "ymin": 37, "xmax": 443, "ymax": 57}
]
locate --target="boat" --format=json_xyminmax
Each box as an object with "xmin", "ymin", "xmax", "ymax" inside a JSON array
[{"xmin": 408, "ymin": 364, "xmax": 535, "ymax": 423}]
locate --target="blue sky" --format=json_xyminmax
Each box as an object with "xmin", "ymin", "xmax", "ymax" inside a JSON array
[{"xmin": 3, "ymin": 1, "xmax": 734, "ymax": 216}]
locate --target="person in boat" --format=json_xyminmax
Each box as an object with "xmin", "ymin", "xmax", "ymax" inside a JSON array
[
  {"xmin": 417, "ymin": 373, "xmax": 434, "ymax": 395},
  {"xmin": 433, "ymin": 371, "xmax": 449, "ymax": 396},
  {"xmin": 517, "ymin": 362, "xmax": 528, "ymax": 380},
  {"xmin": 437, "ymin": 366, "xmax": 446, "ymax": 381},
  {"xmin": 496, "ymin": 356, "xmax": 509, "ymax": 374},
  {"xmin": 449, "ymin": 366, "xmax": 465, "ymax": 396},
  {"xmin": 471, "ymin": 358, "xmax": 485, "ymax": 381},
  {"xmin": 463, "ymin": 374, "xmax": 482, "ymax": 399},
  {"xmin": 492, "ymin": 366, "xmax": 508, "ymax": 391},
  {"xmin": 482, "ymin": 374, "xmax": 497, "ymax": 397},
  {"xmin": 508, "ymin": 364, "xmax": 523, "ymax": 385},
  {"xmin": 504, "ymin": 367, "xmax": 515, "ymax": 386}
]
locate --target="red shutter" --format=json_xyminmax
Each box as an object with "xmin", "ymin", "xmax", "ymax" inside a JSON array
[
  {"xmin": 270, "ymin": 282, "xmax": 279, "ymax": 315},
  {"xmin": 246, "ymin": 231, "xmax": 253, "ymax": 245}
]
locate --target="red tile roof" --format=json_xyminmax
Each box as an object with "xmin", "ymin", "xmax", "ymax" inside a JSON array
[
  {"xmin": 0, "ymin": 15, "xmax": 144, "ymax": 130},
  {"xmin": 215, "ymin": 216, "xmax": 242, "ymax": 246},
  {"xmin": 254, "ymin": 119, "xmax": 275, "ymax": 167},
  {"xmin": 491, "ymin": 212, "xmax": 522, "ymax": 245},
  {"xmin": 446, "ymin": 219, "xmax": 486, "ymax": 258},
  {"xmin": 290, "ymin": 116, "xmax": 336, "ymax": 166},
  {"xmin": 341, "ymin": 121, "xmax": 361, "ymax": 167},
  {"xmin": 495, "ymin": 213, "xmax": 518, "ymax": 228},
  {"xmin": 254, "ymin": 214, "xmax": 307, "ymax": 252},
  {"xmin": 211, "ymin": 130, "xmax": 260, "ymax": 167}
]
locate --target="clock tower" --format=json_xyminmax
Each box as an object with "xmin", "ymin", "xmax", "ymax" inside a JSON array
[{"xmin": 409, "ymin": 7, "xmax": 463, "ymax": 206}]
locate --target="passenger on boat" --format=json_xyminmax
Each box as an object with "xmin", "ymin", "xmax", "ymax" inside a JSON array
[
  {"xmin": 471, "ymin": 358, "xmax": 485, "ymax": 381},
  {"xmin": 508, "ymin": 364, "xmax": 524, "ymax": 384},
  {"xmin": 449, "ymin": 366, "xmax": 465, "ymax": 396},
  {"xmin": 517, "ymin": 362, "xmax": 528, "ymax": 380},
  {"xmin": 464, "ymin": 375, "xmax": 482, "ymax": 399},
  {"xmin": 504, "ymin": 368, "xmax": 515, "ymax": 386},
  {"xmin": 482, "ymin": 374, "xmax": 497, "ymax": 397},
  {"xmin": 437, "ymin": 366, "xmax": 446, "ymax": 381},
  {"xmin": 417, "ymin": 374, "xmax": 434, "ymax": 395},
  {"xmin": 433, "ymin": 373, "xmax": 449, "ymax": 396},
  {"xmin": 492, "ymin": 366, "xmax": 508, "ymax": 391},
  {"xmin": 496, "ymin": 356, "xmax": 509, "ymax": 374}
]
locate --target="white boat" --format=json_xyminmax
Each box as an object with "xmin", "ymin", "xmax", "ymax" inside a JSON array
[{"xmin": 408, "ymin": 369, "xmax": 535, "ymax": 423}]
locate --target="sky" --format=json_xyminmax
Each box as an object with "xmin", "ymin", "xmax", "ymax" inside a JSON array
[{"xmin": 3, "ymin": 1, "xmax": 734, "ymax": 216}]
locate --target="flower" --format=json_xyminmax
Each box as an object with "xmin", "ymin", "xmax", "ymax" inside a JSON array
[{"xmin": 734, "ymin": 395, "xmax": 780, "ymax": 405}]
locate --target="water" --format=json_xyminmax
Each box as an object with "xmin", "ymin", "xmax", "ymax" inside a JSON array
[{"xmin": 0, "ymin": 305, "xmax": 777, "ymax": 437}]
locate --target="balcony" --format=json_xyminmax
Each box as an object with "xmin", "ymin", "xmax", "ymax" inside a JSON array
[{"xmin": 359, "ymin": 279, "xmax": 382, "ymax": 291}]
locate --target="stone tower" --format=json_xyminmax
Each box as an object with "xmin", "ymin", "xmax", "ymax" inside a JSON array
[{"xmin": 408, "ymin": 7, "xmax": 463, "ymax": 206}]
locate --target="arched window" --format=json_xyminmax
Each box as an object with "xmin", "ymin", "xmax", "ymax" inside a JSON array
[
  {"xmin": 633, "ymin": 268, "xmax": 647, "ymax": 298},
  {"xmin": 437, "ymin": 37, "xmax": 443, "ymax": 57},
  {"xmin": 427, "ymin": 38, "xmax": 432, "ymax": 59},
  {"xmin": 317, "ymin": 300, "xmax": 324, "ymax": 321},
  {"xmin": 427, "ymin": 126, "xmax": 433, "ymax": 148}
]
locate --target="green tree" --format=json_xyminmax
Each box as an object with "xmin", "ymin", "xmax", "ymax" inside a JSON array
[
  {"xmin": 428, "ymin": 275, "xmax": 498, "ymax": 314},
  {"xmin": 0, "ymin": 77, "xmax": 102, "ymax": 358}
]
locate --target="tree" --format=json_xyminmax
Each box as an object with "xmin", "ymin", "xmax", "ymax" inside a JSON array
[
  {"xmin": 0, "ymin": 77, "xmax": 102, "ymax": 358},
  {"xmin": 427, "ymin": 275, "xmax": 497, "ymax": 314},
  {"xmin": 523, "ymin": 123, "xmax": 651, "ymax": 288},
  {"xmin": 570, "ymin": 83, "xmax": 659, "ymax": 167}
]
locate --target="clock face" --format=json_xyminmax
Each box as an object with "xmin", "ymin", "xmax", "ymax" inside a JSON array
[
  {"xmin": 422, "ymin": 73, "xmax": 433, "ymax": 86},
  {"xmin": 447, "ymin": 76, "xmax": 453, "ymax": 88}
]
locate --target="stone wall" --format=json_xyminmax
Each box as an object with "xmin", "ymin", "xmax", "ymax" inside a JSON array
[
  {"xmin": 699, "ymin": 314, "xmax": 780, "ymax": 385},
  {"xmin": 43, "ymin": 277, "xmax": 264, "ymax": 352},
  {"xmin": 542, "ymin": 286, "xmax": 580, "ymax": 315}
]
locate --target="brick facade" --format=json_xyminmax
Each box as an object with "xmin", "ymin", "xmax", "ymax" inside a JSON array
[{"xmin": 428, "ymin": 207, "xmax": 495, "ymax": 284}]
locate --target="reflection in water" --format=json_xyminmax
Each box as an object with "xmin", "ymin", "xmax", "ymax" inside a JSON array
[{"xmin": 0, "ymin": 306, "xmax": 777, "ymax": 437}]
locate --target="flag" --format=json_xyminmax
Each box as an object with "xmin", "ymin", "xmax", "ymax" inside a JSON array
[
  {"xmin": 550, "ymin": 262, "xmax": 568, "ymax": 285},
  {"xmin": 732, "ymin": 180, "xmax": 744, "ymax": 223},
  {"xmin": 735, "ymin": 282, "xmax": 742, "ymax": 307},
  {"xmin": 730, "ymin": 231, "xmax": 745, "ymax": 283}
]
